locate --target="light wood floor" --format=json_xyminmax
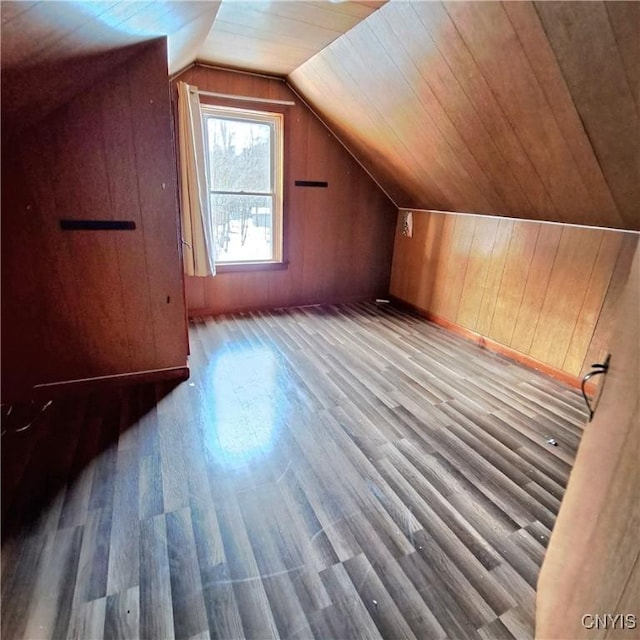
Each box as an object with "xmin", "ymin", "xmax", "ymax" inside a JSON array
[{"xmin": 1, "ymin": 302, "xmax": 587, "ymax": 640}]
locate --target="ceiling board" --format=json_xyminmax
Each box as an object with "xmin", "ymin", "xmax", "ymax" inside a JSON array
[
  {"xmin": 198, "ymin": 0, "xmax": 386, "ymax": 75},
  {"xmin": 1, "ymin": 1, "xmax": 220, "ymax": 72},
  {"xmin": 0, "ymin": 1, "xmax": 220, "ymax": 131},
  {"xmin": 289, "ymin": 0, "xmax": 639, "ymax": 230}
]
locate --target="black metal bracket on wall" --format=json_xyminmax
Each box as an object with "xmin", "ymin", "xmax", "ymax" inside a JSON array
[{"xmin": 581, "ymin": 354, "xmax": 611, "ymax": 421}]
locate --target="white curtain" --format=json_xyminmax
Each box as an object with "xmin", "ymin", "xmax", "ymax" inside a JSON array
[{"xmin": 177, "ymin": 82, "xmax": 216, "ymax": 276}]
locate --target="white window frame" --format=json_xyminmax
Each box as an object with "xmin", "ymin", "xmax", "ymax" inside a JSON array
[{"xmin": 201, "ymin": 104, "xmax": 284, "ymax": 265}]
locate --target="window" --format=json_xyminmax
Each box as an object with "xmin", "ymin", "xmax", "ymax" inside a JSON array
[{"xmin": 201, "ymin": 105, "xmax": 284, "ymax": 265}]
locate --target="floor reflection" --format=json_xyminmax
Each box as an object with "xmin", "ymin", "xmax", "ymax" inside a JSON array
[{"xmin": 205, "ymin": 343, "xmax": 285, "ymax": 467}]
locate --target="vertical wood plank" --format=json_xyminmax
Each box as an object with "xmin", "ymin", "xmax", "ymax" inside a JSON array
[
  {"xmin": 529, "ymin": 227, "xmax": 603, "ymax": 368},
  {"xmin": 440, "ymin": 215, "xmax": 477, "ymax": 322},
  {"xmin": 128, "ymin": 40, "xmax": 188, "ymax": 369},
  {"xmin": 510, "ymin": 224, "xmax": 563, "ymax": 355},
  {"xmin": 489, "ymin": 222, "xmax": 539, "ymax": 347},
  {"xmin": 99, "ymin": 68, "xmax": 157, "ymax": 371},
  {"xmin": 475, "ymin": 219, "xmax": 513, "ymax": 337},
  {"xmin": 456, "ymin": 217, "xmax": 501, "ymax": 332},
  {"xmin": 582, "ymin": 234, "xmax": 639, "ymax": 375},
  {"xmin": 562, "ymin": 233, "xmax": 623, "ymax": 375},
  {"xmin": 429, "ymin": 214, "xmax": 458, "ymax": 318}
]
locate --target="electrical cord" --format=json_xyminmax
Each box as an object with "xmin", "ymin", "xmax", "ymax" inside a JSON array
[
  {"xmin": 1, "ymin": 400, "xmax": 53, "ymax": 436},
  {"xmin": 581, "ymin": 354, "xmax": 610, "ymax": 422}
]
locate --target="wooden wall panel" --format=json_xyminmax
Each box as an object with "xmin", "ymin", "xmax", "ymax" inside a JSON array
[
  {"xmin": 561, "ymin": 234, "xmax": 624, "ymax": 375},
  {"xmin": 474, "ymin": 219, "xmax": 513, "ymax": 338},
  {"xmin": 173, "ymin": 65, "xmax": 396, "ymax": 316},
  {"xmin": 289, "ymin": 1, "xmax": 639, "ymax": 231},
  {"xmin": 510, "ymin": 225, "xmax": 563, "ymax": 357},
  {"xmin": 528, "ymin": 228, "xmax": 603, "ymax": 369},
  {"xmin": 582, "ymin": 235, "xmax": 638, "ymax": 377},
  {"xmin": 128, "ymin": 42, "xmax": 188, "ymax": 368},
  {"xmin": 456, "ymin": 218, "xmax": 501, "ymax": 331},
  {"xmin": 488, "ymin": 221, "xmax": 539, "ymax": 348},
  {"xmin": 1, "ymin": 40, "xmax": 188, "ymax": 403},
  {"xmin": 536, "ymin": 243, "xmax": 639, "ymax": 639},
  {"xmin": 390, "ymin": 210, "xmax": 639, "ymax": 378}
]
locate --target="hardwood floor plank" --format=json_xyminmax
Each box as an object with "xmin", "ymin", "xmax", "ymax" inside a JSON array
[
  {"xmin": 1, "ymin": 533, "xmax": 49, "ymax": 640},
  {"xmin": 165, "ymin": 507, "xmax": 209, "ymax": 640},
  {"xmin": 66, "ymin": 597, "xmax": 106, "ymax": 640},
  {"xmin": 139, "ymin": 451, "xmax": 164, "ymax": 520},
  {"xmin": 213, "ymin": 490, "xmax": 280, "ymax": 640},
  {"xmin": 139, "ymin": 515, "xmax": 174, "ymax": 640},
  {"xmin": 319, "ymin": 561, "xmax": 384, "ymax": 640},
  {"xmin": 479, "ymin": 617, "xmax": 518, "ymax": 640},
  {"xmin": 342, "ymin": 553, "xmax": 418, "ymax": 640},
  {"xmin": 106, "ymin": 447, "xmax": 140, "ymax": 596},
  {"xmin": 22, "ymin": 526, "xmax": 84, "ymax": 640},
  {"xmin": 104, "ymin": 587, "xmax": 140, "ymax": 640},
  {"xmin": 73, "ymin": 507, "xmax": 112, "ymax": 604},
  {"xmin": 399, "ymin": 550, "xmax": 484, "ymax": 640},
  {"xmin": 190, "ymin": 501, "xmax": 245, "ymax": 640},
  {"xmin": 1, "ymin": 302, "xmax": 587, "ymax": 639}
]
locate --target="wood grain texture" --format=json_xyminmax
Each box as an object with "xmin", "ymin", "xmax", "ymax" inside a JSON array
[
  {"xmin": 534, "ymin": 0, "xmax": 640, "ymax": 230},
  {"xmin": 1, "ymin": 39, "xmax": 188, "ymax": 403},
  {"xmin": 390, "ymin": 210, "xmax": 638, "ymax": 377},
  {"xmin": 173, "ymin": 65, "xmax": 396, "ymax": 316},
  {"xmin": 2, "ymin": 302, "xmax": 588, "ymax": 640},
  {"xmin": 199, "ymin": 1, "xmax": 385, "ymax": 76},
  {"xmin": 536, "ymin": 241, "xmax": 639, "ymax": 639},
  {"xmin": 0, "ymin": 2, "xmax": 220, "ymax": 131},
  {"xmin": 289, "ymin": 0, "xmax": 639, "ymax": 230}
]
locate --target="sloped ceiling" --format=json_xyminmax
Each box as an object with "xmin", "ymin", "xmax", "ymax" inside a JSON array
[
  {"xmin": 1, "ymin": 1, "xmax": 221, "ymax": 131},
  {"xmin": 289, "ymin": 1, "xmax": 640, "ymax": 231},
  {"xmin": 1, "ymin": 1, "xmax": 638, "ymax": 230},
  {"xmin": 198, "ymin": 0, "xmax": 385, "ymax": 75}
]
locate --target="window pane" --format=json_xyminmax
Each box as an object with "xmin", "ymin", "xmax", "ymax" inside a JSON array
[
  {"xmin": 211, "ymin": 194, "xmax": 273, "ymax": 262},
  {"xmin": 207, "ymin": 117, "xmax": 271, "ymax": 192}
]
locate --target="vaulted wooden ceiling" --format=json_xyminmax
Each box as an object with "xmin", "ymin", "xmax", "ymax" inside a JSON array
[
  {"xmin": 198, "ymin": 1, "xmax": 386, "ymax": 75},
  {"xmin": 290, "ymin": 1, "xmax": 640, "ymax": 231},
  {"xmin": 0, "ymin": 1, "xmax": 221, "ymax": 129},
  {"xmin": 2, "ymin": 0, "xmax": 638, "ymax": 230}
]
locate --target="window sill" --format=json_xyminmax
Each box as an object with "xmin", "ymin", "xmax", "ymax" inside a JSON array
[{"xmin": 215, "ymin": 261, "xmax": 289, "ymax": 274}]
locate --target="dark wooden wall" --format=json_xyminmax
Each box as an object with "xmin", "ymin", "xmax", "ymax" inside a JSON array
[
  {"xmin": 1, "ymin": 39, "xmax": 188, "ymax": 403},
  {"xmin": 290, "ymin": 1, "xmax": 639, "ymax": 230},
  {"xmin": 390, "ymin": 210, "xmax": 638, "ymax": 379},
  {"xmin": 173, "ymin": 65, "xmax": 397, "ymax": 316}
]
